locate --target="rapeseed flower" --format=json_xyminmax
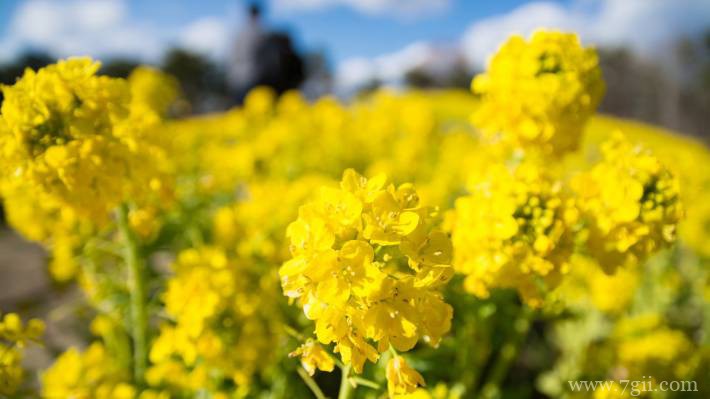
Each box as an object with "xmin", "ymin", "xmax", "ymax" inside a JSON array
[
  {"xmin": 386, "ymin": 356, "xmax": 426, "ymax": 397},
  {"xmin": 450, "ymin": 161, "xmax": 578, "ymax": 306},
  {"xmin": 281, "ymin": 169, "xmax": 453, "ymax": 373},
  {"xmin": 573, "ymin": 133, "xmax": 682, "ymax": 272},
  {"xmin": 471, "ymin": 30, "xmax": 604, "ymax": 155}
]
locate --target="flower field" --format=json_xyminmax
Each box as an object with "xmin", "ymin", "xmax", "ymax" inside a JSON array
[{"xmin": 1, "ymin": 31, "xmax": 708, "ymax": 398}]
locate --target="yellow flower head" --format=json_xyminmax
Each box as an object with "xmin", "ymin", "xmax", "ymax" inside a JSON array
[
  {"xmin": 151, "ymin": 246, "xmax": 279, "ymax": 392},
  {"xmin": 573, "ymin": 133, "xmax": 682, "ymax": 272},
  {"xmin": 611, "ymin": 314, "xmax": 694, "ymax": 380},
  {"xmin": 289, "ymin": 339, "xmax": 335, "ymax": 376},
  {"xmin": 280, "ymin": 169, "xmax": 453, "ymax": 373},
  {"xmin": 127, "ymin": 66, "xmax": 179, "ymax": 118},
  {"xmin": 0, "ymin": 58, "xmax": 169, "ymax": 219},
  {"xmin": 471, "ymin": 30, "xmax": 605, "ymax": 155},
  {"xmin": 450, "ymin": 161, "xmax": 578, "ymax": 306},
  {"xmin": 42, "ymin": 343, "xmax": 133, "ymax": 399},
  {"xmin": 386, "ymin": 356, "xmax": 426, "ymax": 397}
]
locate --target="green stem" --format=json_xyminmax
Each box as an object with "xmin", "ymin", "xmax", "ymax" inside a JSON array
[
  {"xmin": 297, "ymin": 368, "xmax": 328, "ymax": 399},
  {"xmin": 480, "ymin": 306, "xmax": 534, "ymax": 399},
  {"xmin": 350, "ymin": 376, "xmax": 380, "ymax": 390},
  {"xmin": 117, "ymin": 204, "xmax": 148, "ymax": 387},
  {"xmin": 338, "ymin": 363, "xmax": 353, "ymax": 399}
]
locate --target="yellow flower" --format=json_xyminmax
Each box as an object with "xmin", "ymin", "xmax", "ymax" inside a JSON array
[
  {"xmin": 127, "ymin": 66, "xmax": 179, "ymax": 118},
  {"xmin": 0, "ymin": 344, "xmax": 23, "ymax": 395},
  {"xmin": 129, "ymin": 207, "xmax": 161, "ymax": 239},
  {"xmin": 0, "ymin": 312, "xmax": 44, "ymax": 345},
  {"xmin": 386, "ymin": 356, "xmax": 426, "ymax": 397},
  {"xmin": 573, "ymin": 133, "xmax": 682, "ymax": 272},
  {"xmin": 0, "ymin": 57, "xmax": 171, "ymax": 220},
  {"xmin": 588, "ymin": 264, "xmax": 638, "ymax": 313},
  {"xmin": 41, "ymin": 343, "xmax": 132, "ymax": 399},
  {"xmin": 471, "ymin": 30, "xmax": 604, "ymax": 155},
  {"xmin": 609, "ymin": 314, "xmax": 695, "ymax": 381},
  {"xmin": 280, "ymin": 169, "xmax": 453, "ymax": 373},
  {"xmin": 450, "ymin": 161, "xmax": 577, "ymax": 306},
  {"xmin": 151, "ymin": 246, "xmax": 280, "ymax": 393},
  {"xmin": 289, "ymin": 339, "xmax": 335, "ymax": 375}
]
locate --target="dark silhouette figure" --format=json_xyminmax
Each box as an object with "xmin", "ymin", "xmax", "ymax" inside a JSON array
[
  {"xmin": 227, "ymin": 3, "xmax": 304, "ymax": 104},
  {"xmin": 253, "ymin": 32, "xmax": 304, "ymax": 94}
]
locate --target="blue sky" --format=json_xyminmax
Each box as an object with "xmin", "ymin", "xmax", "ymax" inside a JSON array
[
  {"xmin": 265, "ymin": 0, "xmax": 551, "ymax": 62},
  {"xmin": 0, "ymin": 0, "xmax": 557, "ymax": 63},
  {"xmin": 0, "ymin": 0, "xmax": 707, "ymax": 90}
]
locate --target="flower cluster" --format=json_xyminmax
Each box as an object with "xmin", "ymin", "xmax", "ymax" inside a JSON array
[
  {"xmin": 280, "ymin": 169, "xmax": 453, "ymax": 376},
  {"xmin": 0, "ymin": 60, "xmax": 177, "ymax": 291},
  {"xmin": 42, "ymin": 343, "xmax": 135, "ymax": 399},
  {"xmin": 571, "ymin": 313, "xmax": 699, "ymax": 385},
  {"xmin": 613, "ymin": 314, "xmax": 693, "ymax": 377},
  {"xmin": 289, "ymin": 339, "xmax": 335, "ymax": 376},
  {"xmin": 149, "ymin": 246, "xmax": 279, "ymax": 395},
  {"xmin": 0, "ymin": 58, "xmax": 170, "ymax": 220},
  {"xmin": 471, "ymin": 30, "xmax": 605, "ymax": 155},
  {"xmin": 572, "ymin": 133, "xmax": 683, "ymax": 272},
  {"xmin": 450, "ymin": 161, "xmax": 578, "ymax": 307},
  {"xmin": 212, "ymin": 177, "xmax": 329, "ymax": 263}
]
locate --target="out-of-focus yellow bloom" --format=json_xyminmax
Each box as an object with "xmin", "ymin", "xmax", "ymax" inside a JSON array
[
  {"xmin": 129, "ymin": 207, "xmax": 161, "ymax": 239},
  {"xmin": 611, "ymin": 314, "xmax": 694, "ymax": 380},
  {"xmin": 450, "ymin": 161, "xmax": 578, "ymax": 306},
  {"xmin": 280, "ymin": 169, "xmax": 453, "ymax": 373},
  {"xmin": 151, "ymin": 246, "xmax": 279, "ymax": 394},
  {"xmin": 471, "ymin": 30, "xmax": 604, "ymax": 155},
  {"xmin": 213, "ymin": 176, "xmax": 328, "ymax": 262},
  {"xmin": 127, "ymin": 66, "xmax": 179, "ymax": 118},
  {"xmin": 573, "ymin": 133, "xmax": 682, "ymax": 272},
  {"xmin": 42, "ymin": 343, "xmax": 134, "ymax": 399},
  {"xmin": 0, "ymin": 344, "xmax": 23, "ymax": 396},
  {"xmin": 0, "ymin": 312, "xmax": 44, "ymax": 395},
  {"xmin": 0, "ymin": 58, "xmax": 172, "ymax": 220},
  {"xmin": 386, "ymin": 356, "xmax": 426, "ymax": 397},
  {"xmin": 557, "ymin": 256, "xmax": 639, "ymax": 314},
  {"xmin": 289, "ymin": 339, "xmax": 335, "ymax": 376},
  {"xmin": 0, "ymin": 312, "xmax": 45, "ymax": 345},
  {"xmin": 587, "ymin": 264, "xmax": 638, "ymax": 313}
]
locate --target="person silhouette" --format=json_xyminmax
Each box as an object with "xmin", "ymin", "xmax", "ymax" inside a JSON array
[{"xmin": 227, "ymin": 3, "xmax": 305, "ymax": 105}]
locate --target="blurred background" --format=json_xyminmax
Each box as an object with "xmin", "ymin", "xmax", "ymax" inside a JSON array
[{"xmin": 0, "ymin": 0, "xmax": 708, "ymax": 135}]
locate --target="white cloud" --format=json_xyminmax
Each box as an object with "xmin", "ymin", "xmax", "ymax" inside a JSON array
[
  {"xmin": 460, "ymin": 2, "xmax": 584, "ymax": 68},
  {"xmin": 592, "ymin": 0, "xmax": 710, "ymax": 53},
  {"xmin": 337, "ymin": 0, "xmax": 710, "ymax": 92},
  {"xmin": 271, "ymin": 0, "xmax": 450, "ymax": 18},
  {"xmin": 335, "ymin": 41, "xmax": 465, "ymax": 93},
  {"xmin": 461, "ymin": 0, "xmax": 710, "ymax": 68},
  {"xmin": 180, "ymin": 17, "xmax": 231, "ymax": 59},
  {"xmin": 0, "ymin": 0, "xmax": 165, "ymax": 62},
  {"xmin": 0, "ymin": 0, "xmax": 242, "ymax": 63},
  {"xmin": 337, "ymin": 58, "xmax": 377, "ymax": 90},
  {"xmin": 335, "ymin": 42, "xmax": 435, "ymax": 91},
  {"xmin": 73, "ymin": 0, "xmax": 126, "ymax": 31}
]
